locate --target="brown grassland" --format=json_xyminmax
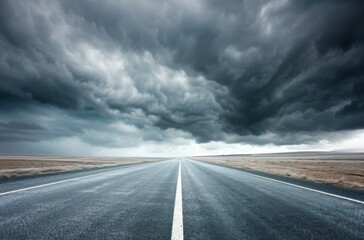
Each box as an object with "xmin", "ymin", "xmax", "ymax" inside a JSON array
[
  {"xmin": 0, "ymin": 155, "xmax": 164, "ymax": 179},
  {"xmin": 191, "ymin": 153, "xmax": 364, "ymax": 190}
]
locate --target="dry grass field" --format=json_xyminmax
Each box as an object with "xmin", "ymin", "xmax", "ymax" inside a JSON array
[
  {"xmin": 191, "ymin": 152, "xmax": 364, "ymax": 190},
  {"xmin": 0, "ymin": 155, "xmax": 165, "ymax": 179}
]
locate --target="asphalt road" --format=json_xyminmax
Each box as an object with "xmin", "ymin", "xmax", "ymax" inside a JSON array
[{"xmin": 1, "ymin": 158, "xmax": 363, "ymax": 240}]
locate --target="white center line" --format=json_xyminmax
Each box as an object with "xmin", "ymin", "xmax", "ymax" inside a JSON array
[{"xmin": 171, "ymin": 159, "xmax": 184, "ymax": 240}]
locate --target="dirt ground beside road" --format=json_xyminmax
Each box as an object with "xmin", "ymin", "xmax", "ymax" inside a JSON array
[
  {"xmin": 191, "ymin": 153, "xmax": 364, "ymax": 190},
  {"xmin": 0, "ymin": 155, "xmax": 165, "ymax": 179}
]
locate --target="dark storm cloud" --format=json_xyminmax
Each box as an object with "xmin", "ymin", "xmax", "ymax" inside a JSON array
[{"xmin": 0, "ymin": 0, "xmax": 363, "ymax": 150}]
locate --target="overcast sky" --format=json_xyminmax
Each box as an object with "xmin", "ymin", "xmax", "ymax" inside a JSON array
[{"xmin": 0, "ymin": 0, "xmax": 364, "ymax": 156}]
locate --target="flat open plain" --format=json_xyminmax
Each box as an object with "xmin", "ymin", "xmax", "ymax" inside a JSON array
[
  {"xmin": 0, "ymin": 155, "xmax": 164, "ymax": 179},
  {"xmin": 192, "ymin": 152, "xmax": 364, "ymax": 190}
]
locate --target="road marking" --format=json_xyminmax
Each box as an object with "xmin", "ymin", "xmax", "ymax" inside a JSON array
[
  {"xmin": 189, "ymin": 159, "xmax": 364, "ymax": 205},
  {"xmin": 0, "ymin": 164, "xmax": 145, "ymax": 197},
  {"xmin": 242, "ymin": 171, "xmax": 364, "ymax": 205},
  {"xmin": 171, "ymin": 159, "xmax": 184, "ymax": 240}
]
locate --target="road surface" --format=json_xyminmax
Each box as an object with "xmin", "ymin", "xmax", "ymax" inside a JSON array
[{"xmin": 0, "ymin": 158, "xmax": 363, "ymax": 239}]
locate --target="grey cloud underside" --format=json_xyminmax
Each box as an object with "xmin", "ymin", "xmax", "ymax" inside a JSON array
[{"xmin": 0, "ymin": 0, "xmax": 363, "ymax": 148}]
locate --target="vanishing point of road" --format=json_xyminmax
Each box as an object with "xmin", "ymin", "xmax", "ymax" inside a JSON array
[{"xmin": 1, "ymin": 158, "xmax": 363, "ymax": 239}]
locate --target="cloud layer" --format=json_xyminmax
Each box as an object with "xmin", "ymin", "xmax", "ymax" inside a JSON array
[{"xmin": 0, "ymin": 0, "xmax": 363, "ymax": 154}]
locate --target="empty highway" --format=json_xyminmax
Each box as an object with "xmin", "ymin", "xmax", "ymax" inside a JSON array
[{"xmin": 0, "ymin": 158, "xmax": 363, "ymax": 240}]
